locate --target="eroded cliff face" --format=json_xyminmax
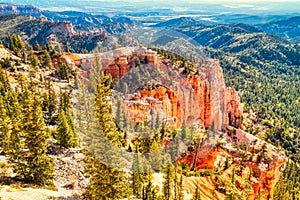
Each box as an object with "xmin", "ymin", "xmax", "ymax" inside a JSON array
[
  {"xmin": 49, "ymin": 22, "xmax": 77, "ymax": 36},
  {"xmin": 62, "ymin": 48, "xmax": 243, "ymax": 130},
  {"xmin": 120, "ymin": 59, "xmax": 242, "ymax": 130},
  {"xmin": 177, "ymin": 127, "xmax": 286, "ymax": 200},
  {"xmin": 225, "ymin": 87, "xmax": 243, "ymax": 129}
]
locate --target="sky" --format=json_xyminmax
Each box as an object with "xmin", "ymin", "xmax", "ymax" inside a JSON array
[
  {"xmin": 1, "ymin": 0, "xmax": 300, "ymax": 14},
  {"xmin": 2, "ymin": 0, "xmax": 300, "ymax": 3}
]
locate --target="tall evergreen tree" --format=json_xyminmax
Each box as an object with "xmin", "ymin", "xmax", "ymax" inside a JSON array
[
  {"xmin": 8, "ymin": 34, "xmax": 24, "ymax": 56},
  {"xmin": 149, "ymin": 140, "xmax": 163, "ymax": 172},
  {"xmin": 30, "ymin": 54, "xmax": 39, "ymax": 71},
  {"xmin": 115, "ymin": 97, "xmax": 122, "ymax": 128},
  {"xmin": 193, "ymin": 182, "xmax": 201, "ymax": 200},
  {"xmin": 177, "ymin": 175, "xmax": 184, "ymax": 200},
  {"xmin": 181, "ymin": 120, "xmax": 187, "ymax": 141},
  {"xmin": 42, "ymin": 81, "xmax": 57, "ymax": 123},
  {"xmin": 0, "ymin": 89, "xmax": 21, "ymax": 162},
  {"xmin": 57, "ymin": 91, "xmax": 78, "ymax": 147},
  {"xmin": 1, "ymin": 83, "xmax": 54, "ymax": 185},
  {"xmin": 85, "ymin": 154, "xmax": 132, "ymax": 200},
  {"xmin": 65, "ymin": 42, "xmax": 70, "ymax": 53},
  {"xmin": 95, "ymin": 73, "xmax": 123, "ymax": 147},
  {"xmin": 20, "ymin": 88, "xmax": 54, "ymax": 184},
  {"xmin": 163, "ymin": 163, "xmax": 175, "ymax": 200},
  {"xmin": 33, "ymin": 41, "xmax": 42, "ymax": 51},
  {"xmin": 74, "ymin": 78, "xmax": 131, "ymax": 200},
  {"xmin": 132, "ymin": 142, "xmax": 146, "ymax": 198},
  {"xmin": 57, "ymin": 109, "xmax": 77, "ymax": 148},
  {"xmin": 58, "ymin": 62, "xmax": 70, "ymax": 81},
  {"xmin": 43, "ymin": 50, "xmax": 52, "ymax": 69},
  {"xmin": 90, "ymin": 48, "xmax": 102, "ymax": 91}
]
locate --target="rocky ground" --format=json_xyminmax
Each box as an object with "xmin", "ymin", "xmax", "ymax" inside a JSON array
[
  {"xmin": 0, "ymin": 145, "xmax": 87, "ymax": 200},
  {"xmin": 0, "ymin": 186, "xmax": 81, "ymax": 200}
]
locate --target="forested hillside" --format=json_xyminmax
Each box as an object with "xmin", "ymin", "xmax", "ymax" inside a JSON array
[
  {"xmin": 151, "ymin": 23, "xmax": 300, "ymax": 199},
  {"xmin": 153, "ymin": 23, "xmax": 300, "ymax": 163}
]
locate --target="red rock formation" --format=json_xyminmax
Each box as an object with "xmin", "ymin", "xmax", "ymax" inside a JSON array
[
  {"xmin": 225, "ymin": 87, "xmax": 243, "ymax": 129},
  {"xmin": 178, "ymin": 128, "xmax": 286, "ymax": 200},
  {"xmin": 59, "ymin": 49, "xmax": 243, "ymax": 130},
  {"xmin": 121, "ymin": 59, "xmax": 242, "ymax": 130},
  {"xmin": 104, "ymin": 56, "xmax": 131, "ymax": 78},
  {"xmin": 178, "ymin": 147, "xmax": 220, "ymax": 170}
]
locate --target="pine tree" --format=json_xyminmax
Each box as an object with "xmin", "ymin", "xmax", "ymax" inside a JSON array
[
  {"xmin": 85, "ymin": 154, "xmax": 132, "ymax": 200},
  {"xmin": 181, "ymin": 120, "xmax": 187, "ymax": 141},
  {"xmin": 163, "ymin": 163, "xmax": 175, "ymax": 200},
  {"xmin": 21, "ymin": 88, "xmax": 54, "ymax": 184},
  {"xmin": 149, "ymin": 140, "xmax": 162, "ymax": 172},
  {"xmin": 33, "ymin": 41, "xmax": 42, "ymax": 51},
  {"xmin": 0, "ymin": 80, "xmax": 22, "ymax": 172},
  {"xmin": 193, "ymin": 182, "xmax": 201, "ymax": 200},
  {"xmin": 231, "ymin": 169, "xmax": 236, "ymax": 185},
  {"xmin": 8, "ymin": 34, "xmax": 24, "ymax": 56},
  {"xmin": 57, "ymin": 91, "xmax": 78, "ymax": 147},
  {"xmin": 65, "ymin": 42, "xmax": 70, "ymax": 53},
  {"xmin": 74, "ymin": 78, "xmax": 131, "ymax": 200},
  {"xmin": 58, "ymin": 62, "xmax": 70, "ymax": 81},
  {"xmin": 116, "ymin": 97, "xmax": 122, "ymax": 128},
  {"xmin": 131, "ymin": 141, "xmax": 153, "ymax": 199},
  {"xmin": 90, "ymin": 48, "xmax": 102, "ymax": 91},
  {"xmin": 1, "ymin": 84, "xmax": 54, "ymax": 185},
  {"xmin": 2, "ymin": 58, "xmax": 13, "ymax": 69},
  {"xmin": 123, "ymin": 82, "xmax": 128, "ymax": 94},
  {"xmin": 155, "ymin": 112, "xmax": 160, "ymax": 130},
  {"xmin": 43, "ymin": 50, "xmax": 52, "ymax": 69},
  {"xmin": 42, "ymin": 81, "xmax": 57, "ymax": 123},
  {"xmin": 57, "ymin": 109, "xmax": 76, "ymax": 147},
  {"xmin": 0, "ymin": 66, "xmax": 10, "ymax": 94},
  {"xmin": 30, "ymin": 54, "xmax": 39, "ymax": 71},
  {"xmin": 74, "ymin": 71, "xmax": 79, "ymax": 89},
  {"xmin": 132, "ymin": 144, "xmax": 144, "ymax": 198},
  {"xmin": 122, "ymin": 113, "xmax": 129, "ymax": 131},
  {"xmin": 45, "ymin": 43, "xmax": 51, "ymax": 52},
  {"xmin": 95, "ymin": 73, "xmax": 123, "ymax": 147},
  {"xmin": 142, "ymin": 167, "xmax": 157, "ymax": 200},
  {"xmin": 178, "ymin": 175, "xmax": 184, "ymax": 200},
  {"xmin": 0, "ymin": 89, "xmax": 21, "ymax": 161},
  {"xmin": 74, "ymin": 81, "xmax": 97, "ymax": 148}
]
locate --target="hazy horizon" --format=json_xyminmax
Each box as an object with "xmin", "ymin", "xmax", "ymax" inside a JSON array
[{"xmin": 1, "ymin": 0, "xmax": 299, "ymax": 14}]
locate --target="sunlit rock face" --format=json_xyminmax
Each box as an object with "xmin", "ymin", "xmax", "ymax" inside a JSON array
[
  {"xmin": 120, "ymin": 58, "xmax": 242, "ymax": 130},
  {"xmin": 62, "ymin": 48, "xmax": 243, "ymax": 130},
  {"xmin": 178, "ymin": 127, "xmax": 286, "ymax": 200}
]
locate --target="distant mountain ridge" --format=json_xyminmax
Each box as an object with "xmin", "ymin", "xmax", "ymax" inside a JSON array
[
  {"xmin": 150, "ymin": 17, "xmax": 201, "ymax": 28},
  {"xmin": 0, "ymin": 14, "xmax": 138, "ymax": 53},
  {"xmin": 152, "ymin": 23, "xmax": 300, "ymax": 66},
  {"xmin": 257, "ymin": 16, "xmax": 300, "ymax": 42},
  {"xmin": 0, "ymin": 3, "xmax": 136, "ymax": 27},
  {"xmin": 0, "ymin": 3, "xmax": 42, "ymax": 16}
]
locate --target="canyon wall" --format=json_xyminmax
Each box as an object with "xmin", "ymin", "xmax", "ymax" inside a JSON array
[
  {"xmin": 62, "ymin": 48, "xmax": 243, "ymax": 130},
  {"xmin": 178, "ymin": 128, "xmax": 286, "ymax": 200},
  {"xmin": 122, "ymin": 59, "xmax": 243, "ymax": 130}
]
